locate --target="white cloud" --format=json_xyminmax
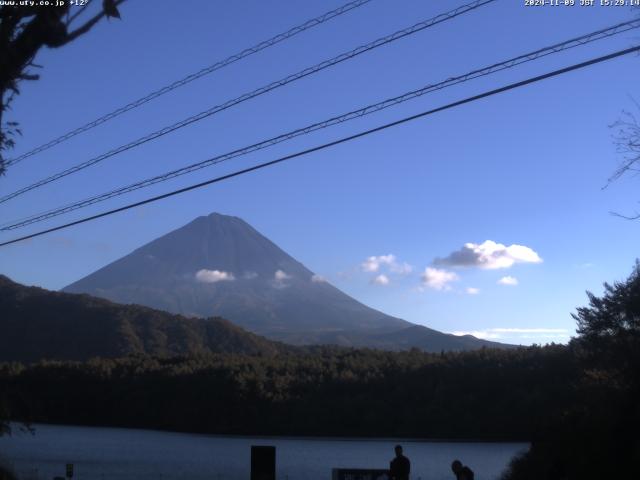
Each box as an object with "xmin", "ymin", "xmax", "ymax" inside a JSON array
[
  {"xmin": 390, "ymin": 262, "xmax": 413, "ymax": 275},
  {"xmin": 465, "ymin": 287, "xmax": 480, "ymax": 295},
  {"xmin": 275, "ymin": 270, "xmax": 291, "ymax": 281},
  {"xmin": 195, "ymin": 269, "xmax": 235, "ymax": 283},
  {"xmin": 361, "ymin": 254, "xmax": 397, "ymax": 273},
  {"xmin": 272, "ymin": 270, "xmax": 292, "ymax": 288},
  {"xmin": 371, "ymin": 274, "xmax": 390, "ymax": 286},
  {"xmin": 434, "ymin": 240, "xmax": 542, "ymax": 270},
  {"xmin": 311, "ymin": 274, "xmax": 327, "ymax": 283},
  {"xmin": 491, "ymin": 328, "xmax": 569, "ymax": 334},
  {"xmin": 498, "ymin": 276, "xmax": 518, "ymax": 286},
  {"xmin": 450, "ymin": 330, "xmax": 502, "ymax": 340},
  {"xmin": 420, "ymin": 267, "xmax": 458, "ymax": 291},
  {"xmin": 361, "ymin": 254, "xmax": 413, "ymax": 275},
  {"xmin": 451, "ymin": 327, "xmax": 570, "ymax": 342}
]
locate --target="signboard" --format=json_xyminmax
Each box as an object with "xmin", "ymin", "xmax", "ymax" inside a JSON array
[
  {"xmin": 65, "ymin": 463, "xmax": 74, "ymax": 478},
  {"xmin": 251, "ymin": 445, "xmax": 276, "ymax": 480},
  {"xmin": 332, "ymin": 468, "xmax": 390, "ymax": 480}
]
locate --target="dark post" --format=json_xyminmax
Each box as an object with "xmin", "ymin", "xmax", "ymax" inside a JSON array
[{"xmin": 251, "ymin": 445, "xmax": 276, "ymax": 480}]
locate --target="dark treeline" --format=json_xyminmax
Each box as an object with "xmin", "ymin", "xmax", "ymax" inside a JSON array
[
  {"xmin": 0, "ymin": 344, "xmax": 575, "ymax": 440},
  {"xmin": 0, "ymin": 275, "xmax": 290, "ymax": 362},
  {"xmin": 1, "ymin": 264, "xmax": 639, "ymax": 479},
  {"xmin": 502, "ymin": 262, "xmax": 640, "ymax": 480}
]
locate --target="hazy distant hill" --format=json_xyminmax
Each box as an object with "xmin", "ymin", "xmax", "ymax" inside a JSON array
[
  {"xmin": 0, "ymin": 275, "xmax": 285, "ymax": 362},
  {"xmin": 63, "ymin": 212, "xmax": 508, "ymax": 351}
]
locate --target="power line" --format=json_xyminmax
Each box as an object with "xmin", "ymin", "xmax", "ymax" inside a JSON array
[
  {"xmin": 3, "ymin": 19, "xmax": 638, "ymax": 231},
  {"xmin": 0, "ymin": 0, "xmax": 497, "ymax": 205},
  {"xmin": 1, "ymin": 44, "xmax": 637, "ymax": 248},
  {"xmin": 4, "ymin": 0, "xmax": 374, "ymax": 168}
]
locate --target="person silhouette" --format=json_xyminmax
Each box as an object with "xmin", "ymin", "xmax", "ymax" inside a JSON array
[
  {"xmin": 451, "ymin": 459, "xmax": 474, "ymax": 480},
  {"xmin": 389, "ymin": 445, "xmax": 410, "ymax": 480}
]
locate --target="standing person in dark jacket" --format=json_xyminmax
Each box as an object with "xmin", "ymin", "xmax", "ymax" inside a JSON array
[
  {"xmin": 389, "ymin": 445, "xmax": 410, "ymax": 480},
  {"xmin": 451, "ymin": 459, "xmax": 474, "ymax": 480}
]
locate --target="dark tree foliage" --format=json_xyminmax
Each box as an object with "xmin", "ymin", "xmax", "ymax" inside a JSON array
[
  {"xmin": 0, "ymin": 275, "xmax": 289, "ymax": 363},
  {"xmin": 573, "ymin": 260, "xmax": 640, "ymax": 395},
  {"xmin": 574, "ymin": 260, "xmax": 640, "ymax": 339},
  {"xmin": 1, "ymin": 269, "xmax": 639, "ymax": 479},
  {"xmin": 0, "ymin": 345, "xmax": 576, "ymax": 440},
  {"xmin": 0, "ymin": 0, "xmax": 124, "ymax": 175},
  {"xmin": 0, "ymin": 464, "xmax": 17, "ymax": 480},
  {"xmin": 502, "ymin": 262, "xmax": 640, "ymax": 480}
]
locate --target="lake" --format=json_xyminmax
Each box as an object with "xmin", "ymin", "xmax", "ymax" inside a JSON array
[{"xmin": 0, "ymin": 424, "xmax": 527, "ymax": 480}]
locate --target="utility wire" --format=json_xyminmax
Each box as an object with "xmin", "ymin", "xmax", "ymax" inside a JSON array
[
  {"xmin": 3, "ymin": 19, "xmax": 639, "ymax": 231},
  {"xmin": 1, "ymin": 44, "xmax": 637, "ymax": 248},
  {"xmin": 0, "ymin": 0, "xmax": 497, "ymax": 205},
  {"xmin": 4, "ymin": 0, "xmax": 374, "ymax": 168}
]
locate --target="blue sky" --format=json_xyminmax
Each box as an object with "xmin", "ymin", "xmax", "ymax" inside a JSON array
[{"xmin": 1, "ymin": 0, "xmax": 638, "ymax": 345}]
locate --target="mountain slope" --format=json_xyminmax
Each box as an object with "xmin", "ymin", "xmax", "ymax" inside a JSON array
[
  {"xmin": 63, "ymin": 212, "xmax": 507, "ymax": 351},
  {"xmin": 0, "ymin": 275, "xmax": 286, "ymax": 362},
  {"xmin": 64, "ymin": 213, "xmax": 409, "ymax": 335}
]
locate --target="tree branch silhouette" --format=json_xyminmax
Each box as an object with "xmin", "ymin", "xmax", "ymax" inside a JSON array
[{"xmin": 0, "ymin": 0, "xmax": 126, "ymax": 176}]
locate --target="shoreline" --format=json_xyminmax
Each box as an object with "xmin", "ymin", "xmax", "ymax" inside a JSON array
[{"xmin": 6, "ymin": 421, "xmax": 531, "ymax": 444}]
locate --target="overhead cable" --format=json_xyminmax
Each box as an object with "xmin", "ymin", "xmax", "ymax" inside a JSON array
[
  {"xmin": 0, "ymin": 0, "xmax": 497, "ymax": 204},
  {"xmin": 3, "ymin": 19, "xmax": 638, "ymax": 231},
  {"xmin": 4, "ymin": 0, "xmax": 375, "ymax": 167},
  {"xmin": 1, "ymin": 44, "xmax": 637, "ymax": 247}
]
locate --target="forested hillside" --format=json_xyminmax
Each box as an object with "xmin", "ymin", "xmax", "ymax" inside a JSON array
[
  {"xmin": 2, "ymin": 264, "xmax": 638, "ymax": 480},
  {"xmin": 0, "ymin": 345, "xmax": 573, "ymax": 439},
  {"xmin": 0, "ymin": 275, "xmax": 286, "ymax": 362}
]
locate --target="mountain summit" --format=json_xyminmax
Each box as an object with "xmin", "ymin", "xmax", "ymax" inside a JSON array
[{"xmin": 64, "ymin": 213, "xmax": 506, "ymax": 351}]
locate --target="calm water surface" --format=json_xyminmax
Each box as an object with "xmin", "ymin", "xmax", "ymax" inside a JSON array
[{"xmin": 0, "ymin": 424, "xmax": 527, "ymax": 480}]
